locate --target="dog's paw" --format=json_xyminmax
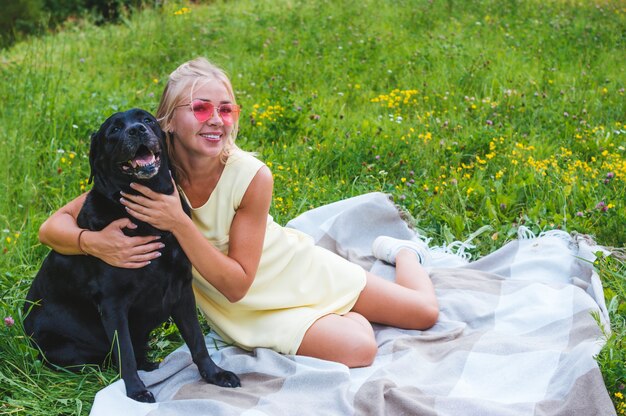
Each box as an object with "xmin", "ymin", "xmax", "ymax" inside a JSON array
[
  {"xmin": 202, "ymin": 369, "xmax": 241, "ymax": 388},
  {"xmin": 129, "ymin": 389, "xmax": 156, "ymax": 403},
  {"xmin": 215, "ymin": 370, "xmax": 241, "ymax": 388}
]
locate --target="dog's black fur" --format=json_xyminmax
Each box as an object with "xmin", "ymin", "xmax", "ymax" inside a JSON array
[{"xmin": 23, "ymin": 108, "xmax": 240, "ymax": 402}]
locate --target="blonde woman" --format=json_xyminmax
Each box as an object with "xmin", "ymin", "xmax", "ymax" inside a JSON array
[{"xmin": 39, "ymin": 57, "xmax": 438, "ymax": 367}]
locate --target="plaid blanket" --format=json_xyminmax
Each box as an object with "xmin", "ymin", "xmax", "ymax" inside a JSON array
[{"xmin": 90, "ymin": 192, "xmax": 616, "ymax": 416}]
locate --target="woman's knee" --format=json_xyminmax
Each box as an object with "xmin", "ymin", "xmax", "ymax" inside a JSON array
[
  {"xmin": 296, "ymin": 313, "xmax": 378, "ymax": 367},
  {"xmin": 411, "ymin": 299, "xmax": 440, "ymax": 329},
  {"xmin": 418, "ymin": 303, "xmax": 440, "ymax": 329},
  {"xmin": 345, "ymin": 329, "xmax": 378, "ymax": 367}
]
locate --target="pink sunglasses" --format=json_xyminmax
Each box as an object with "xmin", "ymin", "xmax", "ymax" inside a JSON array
[{"xmin": 176, "ymin": 99, "xmax": 241, "ymax": 126}]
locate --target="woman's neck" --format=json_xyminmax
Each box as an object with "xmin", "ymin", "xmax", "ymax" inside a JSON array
[
  {"xmin": 176, "ymin": 154, "xmax": 226, "ymax": 208},
  {"xmin": 181, "ymin": 158, "xmax": 223, "ymax": 185},
  {"xmin": 171, "ymin": 142, "xmax": 222, "ymax": 182}
]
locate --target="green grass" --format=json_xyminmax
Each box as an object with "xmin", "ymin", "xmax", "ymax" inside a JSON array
[{"xmin": 1, "ymin": 0, "xmax": 625, "ymax": 413}]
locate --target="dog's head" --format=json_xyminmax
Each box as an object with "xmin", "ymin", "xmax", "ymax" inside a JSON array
[{"xmin": 89, "ymin": 108, "xmax": 173, "ymax": 201}]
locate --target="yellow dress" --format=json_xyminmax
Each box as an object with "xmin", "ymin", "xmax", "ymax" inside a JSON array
[{"xmin": 184, "ymin": 150, "xmax": 367, "ymax": 355}]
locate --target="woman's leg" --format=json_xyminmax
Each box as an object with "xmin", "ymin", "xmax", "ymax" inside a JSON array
[
  {"xmin": 352, "ymin": 248, "xmax": 439, "ymax": 329},
  {"xmin": 296, "ymin": 249, "xmax": 438, "ymax": 368},
  {"xmin": 296, "ymin": 312, "xmax": 378, "ymax": 368}
]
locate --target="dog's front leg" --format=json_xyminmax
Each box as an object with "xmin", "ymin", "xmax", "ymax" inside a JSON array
[
  {"xmin": 99, "ymin": 299, "xmax": 155, "ymax": 403},
  {"xmin": 171, "ymin": 287, "xmax": 241, "ymax": 388}
]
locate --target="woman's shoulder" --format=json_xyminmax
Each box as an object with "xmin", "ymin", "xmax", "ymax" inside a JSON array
[
  {"xmin": 222, "ymin": 148, "xmax": 269, "ymax": 190},
  {"xmin": 228, "ymin": 148, "xmax": 265, "ymax": 167},
  {"xmin": 218, "ymin": 149, "xmax": 271, "ymax": 209},
  {"xmin": 227, "ymin": 149, "xmax": 267, "ymax": 175}
]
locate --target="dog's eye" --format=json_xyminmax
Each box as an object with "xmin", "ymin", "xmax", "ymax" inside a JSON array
[
  {"xmin": 111, "ymin": 126, "xmax": 121, "ymax": 133},
  {"xmin": 144, "ymin": 118, "xmax": 155, "ymax": 124}
]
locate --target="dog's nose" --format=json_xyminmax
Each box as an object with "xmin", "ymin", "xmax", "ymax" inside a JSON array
[{"xmin": 127, "ymin": 124, "xmax": 147, "ymax": 136}]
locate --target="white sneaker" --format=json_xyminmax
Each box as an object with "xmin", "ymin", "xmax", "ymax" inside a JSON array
[{"xmin": 372, "ymin": 236, "xmax": 432, "ymax": 266}]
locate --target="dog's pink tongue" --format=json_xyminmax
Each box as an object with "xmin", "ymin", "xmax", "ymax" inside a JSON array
[{"xmin": 132, "ymin": 153, "xmax": 155, "ymax": 167}]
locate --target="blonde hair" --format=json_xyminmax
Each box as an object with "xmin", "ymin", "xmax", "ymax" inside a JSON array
[{"xmin": 156, "ymin": 57, "xmax": 240, "ymax": 183}]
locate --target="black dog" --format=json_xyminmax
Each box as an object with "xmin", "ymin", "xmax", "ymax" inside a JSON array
[{"xmin": 24, "ymin": 108, "xmax": 240, "ymax": 402}]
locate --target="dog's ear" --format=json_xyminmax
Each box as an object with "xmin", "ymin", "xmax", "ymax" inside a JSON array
[{"xmin": 88, "ymin": 130, "xmax": 100, "ymax": 184}]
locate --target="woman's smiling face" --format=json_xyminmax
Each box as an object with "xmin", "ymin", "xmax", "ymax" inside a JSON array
[{"xmin": 170, "ymin": 79, "xmax": 235, "ymax": 160}]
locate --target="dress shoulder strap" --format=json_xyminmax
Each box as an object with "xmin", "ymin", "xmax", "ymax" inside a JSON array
[{"xmin": 221, "ymin": 150, "xmax": 266, "ymax": 210}]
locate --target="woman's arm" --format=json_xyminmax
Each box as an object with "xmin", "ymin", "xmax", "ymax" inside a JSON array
[
  {"xmin": 39, "ymin": 192, "xmax": 164, "ymax": 268},
  {"xmin": 39, "ymin": 192, "xmax": 89, "ymax": 254},
  {"xmin": 121, "ymin": 166, "xmax": 274, "ymax": 302}
]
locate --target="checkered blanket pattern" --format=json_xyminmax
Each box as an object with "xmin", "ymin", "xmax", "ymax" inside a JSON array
[{"xmin": 90, "ymin": 192, "xmax": 616, "ymax": 416}]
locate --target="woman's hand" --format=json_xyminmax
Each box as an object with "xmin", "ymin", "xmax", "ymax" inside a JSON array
[
  {"xmin": 119, "ymin": 179, "xmax": 187, "ymax": 233},
  {"xmin": 81, "ymin": 218, "xmax": 164, "ymax": 268},
  {"xmin": 38, "ymin": 192, "xmax": 161, "ymax": 268}
]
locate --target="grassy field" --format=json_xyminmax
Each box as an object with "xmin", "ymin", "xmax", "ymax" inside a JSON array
[{"xmin": 1, "ymin": 0, "xmax": 624, "ymax": 413}]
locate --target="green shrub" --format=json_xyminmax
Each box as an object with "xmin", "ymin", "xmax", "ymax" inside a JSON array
[
  {"xmin": 43, "ymin": 0, "xmax": 88, "ymax": 25},
  {"xmin": 0, "ymin": 0, "xmax": 44, "ymax": 47},
  {"xmin": 0, "ymin": 0, "xmax": 160, "ymax": 48}
]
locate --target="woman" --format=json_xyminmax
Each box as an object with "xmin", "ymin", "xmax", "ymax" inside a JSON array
[{"xmin": 39, "ymin": 57, "xmax": 438, "ymax": 368}]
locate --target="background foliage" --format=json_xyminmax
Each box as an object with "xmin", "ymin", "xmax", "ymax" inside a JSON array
[
  {"xmin": 0, "ymin": 0, "xmax": 624, "ymax": 414},
  {"xmin": 0, "ymin": 0, "xmax": 159, "ymax": 48}
]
